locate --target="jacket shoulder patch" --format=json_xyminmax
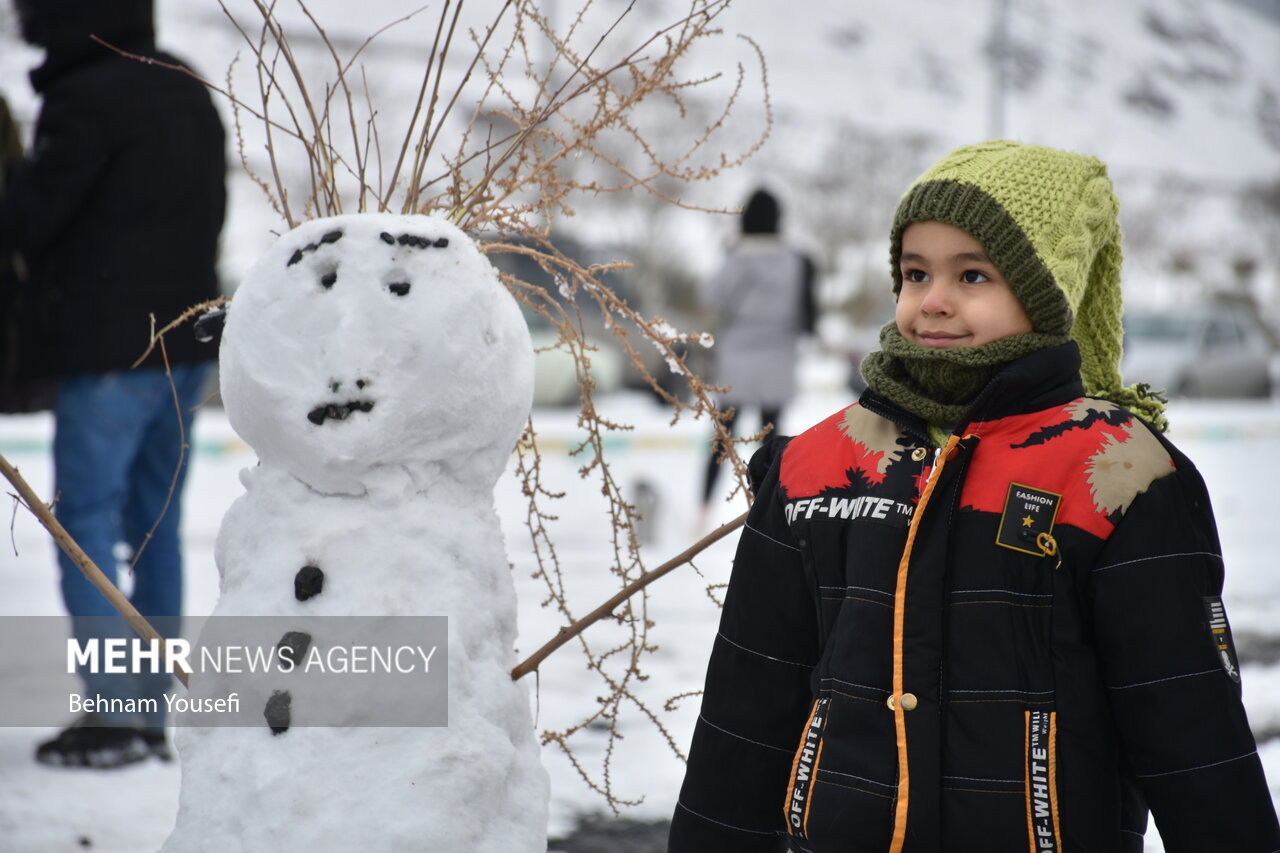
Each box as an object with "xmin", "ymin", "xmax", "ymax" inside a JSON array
[
  {"xmin": 962, "ymin": 398, "xmax": 1175, "ymax": 538},
  {"xmin": 838, "ymin": 404, "xmax": 907, "ymax": 481},
  {"xmin": 780, "ymin": 404, "xmax": 908, "ymax": 499},
  {"xmin": 1085, "ymin": 421, "xmax": 1174, "ymax": 518}
]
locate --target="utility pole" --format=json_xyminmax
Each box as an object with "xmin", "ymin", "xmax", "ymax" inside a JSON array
[{"xmin": 988, "ymin": 0, "xmax": 1010, "ymax": 139}]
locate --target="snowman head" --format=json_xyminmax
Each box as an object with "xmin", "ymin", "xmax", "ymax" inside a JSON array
[{"xmin": 220, "ymin": 214, "xmax": 534, "ymax": 494}]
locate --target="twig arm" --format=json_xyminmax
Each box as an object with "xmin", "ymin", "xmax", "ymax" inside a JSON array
[
  {"xmin": 0, "ymin": 454, "xmax": 190, "ymax": 688},
  {"xmin": 511, "ymin": 511, "xmax": 746, "ymax": 680}
]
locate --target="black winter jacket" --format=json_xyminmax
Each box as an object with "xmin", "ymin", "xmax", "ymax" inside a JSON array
[
  {"xmin": 0, "ymin": 3, "xmax": 225, "ymax": 378},
  {"xmin": 669, "ymin": 342, "xmax": 1279, "ymax": 852}
]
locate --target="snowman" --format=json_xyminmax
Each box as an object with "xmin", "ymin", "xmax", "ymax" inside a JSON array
[{"xmin": 160, "ymin": 214, "xmax": 549, "ymax": 852}]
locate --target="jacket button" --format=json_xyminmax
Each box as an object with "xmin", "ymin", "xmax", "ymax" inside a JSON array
[
  {"xmin": 885, "ymin": 694, "xmax": 919, "ymax": 711},
  {"xmin": 911, "ymin": 447, "xmax": 928, "ymax": 462}
]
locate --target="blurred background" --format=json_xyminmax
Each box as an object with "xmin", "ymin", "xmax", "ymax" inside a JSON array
[{"xmin": 2, "ymin": 0, "xmax": 1277, "ymax": 405}]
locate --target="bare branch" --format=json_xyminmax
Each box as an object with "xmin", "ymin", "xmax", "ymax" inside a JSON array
[
  {"xmin": 512, "ymin": 511, "xmax": 745, "ymax": 680},
  {"xmin": 0, "ymin": 455, "xmax": 190, "ymax": 687}
]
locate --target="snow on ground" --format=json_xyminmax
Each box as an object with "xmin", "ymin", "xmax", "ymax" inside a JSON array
[{"xmin": 2, "ymin": 364, "xmax": 1279, "ymax": 851}]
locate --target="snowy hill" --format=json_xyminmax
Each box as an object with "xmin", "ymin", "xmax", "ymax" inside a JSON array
[
  {"xmin": 683, "ymin": 0, "xmax": 1280, "ymax": 311},
  {"xmin": 2, "ymin": 0, "xmax": 1277, "ymax": 304},
  {"xmin": 724, "ymin": 0, "xmax": 1280, "ymax": 182}
]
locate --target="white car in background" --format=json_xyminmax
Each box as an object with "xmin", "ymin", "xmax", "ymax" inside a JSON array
[
  {"xmin": 484, "ymin": 237, "xmax": 627, "ymax": 407},
  {"xmin": 483, "ymin": 236, "xmax": 705, "ymax": 407},
  {"xmin": 1122, "ymin": 297, "xmax": 1277, "ymax": 399}
]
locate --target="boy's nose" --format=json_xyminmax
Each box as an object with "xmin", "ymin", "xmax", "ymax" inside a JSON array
[{"xmin": 919, "ymin": 282, "xmax": 954, "ymax": 316}]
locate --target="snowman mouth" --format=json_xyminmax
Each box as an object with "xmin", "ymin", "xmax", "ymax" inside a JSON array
[{"xmin": 307, "ymin": 400, "xmax": 375, "ymax": 425}]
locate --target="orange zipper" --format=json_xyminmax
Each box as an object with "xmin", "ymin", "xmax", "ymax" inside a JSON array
[{"xmin": 888, "ymin": 435, "xmax": 961, "ymax": 853}]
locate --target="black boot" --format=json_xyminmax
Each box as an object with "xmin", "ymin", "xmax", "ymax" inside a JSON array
[{"xmin": 35, "ymin": 715, "xmax": 150, "ymax": 769}]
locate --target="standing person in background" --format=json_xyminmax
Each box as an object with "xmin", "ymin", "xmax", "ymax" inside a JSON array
[
  {"xmin": 0, "ymin": 0, "xmax": 226, "ymax": 768},
  {"xmin": 700, "ymin": 188, "xmax": 816, "ymax": 515}
]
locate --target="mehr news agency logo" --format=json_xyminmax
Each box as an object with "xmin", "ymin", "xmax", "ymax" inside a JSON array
[{"xmin": 66, "ymin": 634, "xmax": 440, "ymax": 717}]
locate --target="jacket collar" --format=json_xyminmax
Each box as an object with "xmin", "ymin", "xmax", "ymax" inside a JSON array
[{"xmin": 860, "ymin": 341, "xmax": 1085, "ymax": 442}]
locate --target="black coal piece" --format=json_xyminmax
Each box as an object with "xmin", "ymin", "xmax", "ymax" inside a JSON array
[
  {"xmin": 264, "ymin": 690, "xmax": 291, "ymax": 735},
  {"xmin": 276, "ymin": 631, "xmax": 312, "ymax": 666},
  {"xmin": 295, "ymin": 565, "xmax": 325, "ymax": 601}
]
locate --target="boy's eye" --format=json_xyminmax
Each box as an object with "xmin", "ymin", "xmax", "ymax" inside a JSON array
[
  {"xmin": 960, "ymin": 270, "xmax": 990, "ymax": 284},
  {"xmin": 904, "ymin": 268, "xmax": 930, "ymax": 283}
]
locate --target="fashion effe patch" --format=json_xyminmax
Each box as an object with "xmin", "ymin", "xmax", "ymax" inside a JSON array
[{"xmin": 996, "ymin": 483, "xmax": 1062, "ymax": 557}]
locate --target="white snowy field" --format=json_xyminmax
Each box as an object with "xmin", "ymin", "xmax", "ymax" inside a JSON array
[{"xmin": 2, "ymin": 366, "xmax": 1280, "ymax": 852}]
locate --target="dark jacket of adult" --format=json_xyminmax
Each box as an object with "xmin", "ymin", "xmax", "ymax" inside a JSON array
[
  {"xmin": 669, "ymin": 342, "xmax": 1279, "ymax": 852},
  {"xmin": 0, "ymin": 0, "xmax": 225, "ymax": 379}
]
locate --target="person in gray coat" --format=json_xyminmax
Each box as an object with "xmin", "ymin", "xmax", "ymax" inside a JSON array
[{"xmin": 701, "ymin": 188, "xmax": 816, "ymax": 507}]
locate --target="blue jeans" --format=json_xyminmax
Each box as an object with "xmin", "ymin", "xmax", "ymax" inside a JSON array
[{"xmin": 53, "ymin": 364, "xmax": 210, "ymax": 730}]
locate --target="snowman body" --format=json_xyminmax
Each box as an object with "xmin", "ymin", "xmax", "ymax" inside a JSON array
[{"xmin": 160, "ymin": 214, "xmax": 548, "ymax": 852}]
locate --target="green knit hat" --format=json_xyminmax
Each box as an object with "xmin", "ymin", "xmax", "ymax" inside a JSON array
[{"xmin": 888, "ymin": 139, "xmax": 1167, "ymax": 430}]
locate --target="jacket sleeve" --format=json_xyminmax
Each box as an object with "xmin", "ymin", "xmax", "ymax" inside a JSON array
[
  {"xmin": 1087, "ymin": 452, "xmax": 1280, "ymax": 851},
  {"xmin": 0, "ymin": 94, "xmax": 110, "ymax": 258},
  {"xmin": 668, "ymin": 446, "xmax": 821, "ymax": 852}
]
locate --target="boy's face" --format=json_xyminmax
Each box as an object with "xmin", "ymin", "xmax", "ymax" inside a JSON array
[{"xmin": 895, "ymin": 221, "xmax": 1033, "ymax": 348}]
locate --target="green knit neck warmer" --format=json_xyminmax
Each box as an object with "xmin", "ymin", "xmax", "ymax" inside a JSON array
[{"xmin": 861, "ymin": 322, "xmax": 1070, "ymax": 430}]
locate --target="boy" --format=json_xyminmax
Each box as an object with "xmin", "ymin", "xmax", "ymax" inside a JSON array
[{"xmin": 668, "ymin": 141, "xmax": 1279, "ymax": 852}]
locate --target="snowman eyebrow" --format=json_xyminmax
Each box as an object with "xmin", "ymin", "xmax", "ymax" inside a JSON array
[
  {"xmin": 379, "ymin": 231, "xmax": 450, "ymax": 250},
  {"xmin": 286, "ymin": 229, "xmax": 344, "ymax": 267}
]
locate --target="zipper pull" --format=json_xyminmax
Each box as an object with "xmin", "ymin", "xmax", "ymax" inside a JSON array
[{"xmin": 1036, "ymin": 531, "xmax": 1063, "ymax": 570}]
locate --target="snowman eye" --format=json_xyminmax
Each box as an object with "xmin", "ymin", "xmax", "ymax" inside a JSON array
[
  {"xmin": 388, "ymin": 281, "xmax": 411, "ymax": 297},
  {"xmin": 320, "ymin": 270, "xmax": 337, "ymax": 289}
]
